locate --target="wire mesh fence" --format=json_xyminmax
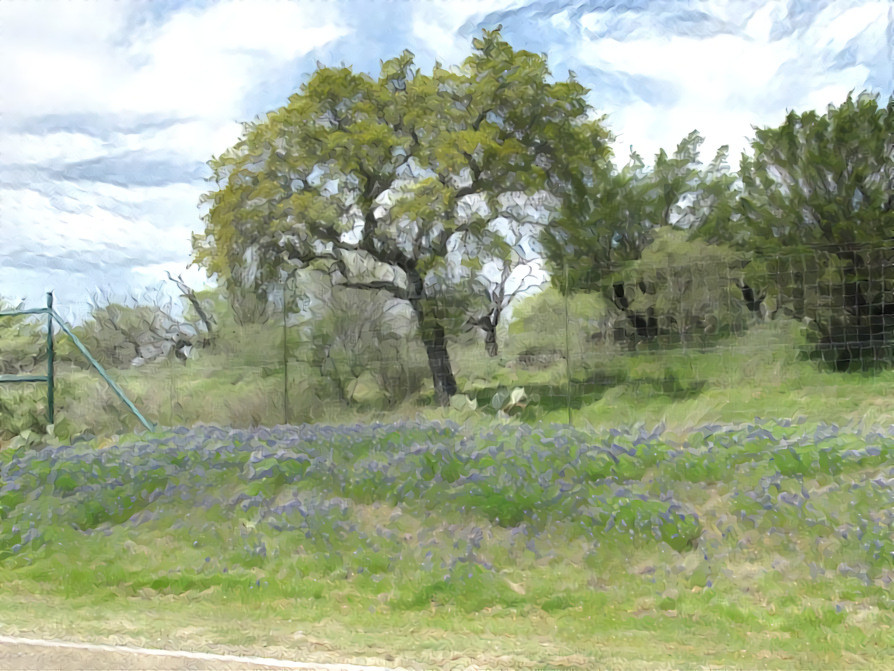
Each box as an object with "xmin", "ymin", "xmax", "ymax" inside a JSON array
[{"xmin": 4, "ymin": 244, "xmax": 894, "ymax": 437}]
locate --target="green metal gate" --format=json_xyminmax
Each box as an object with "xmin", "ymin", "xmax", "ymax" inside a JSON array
[{"xmin": 0, "ymin": 292, "xmax": 154, "ymax": 432}]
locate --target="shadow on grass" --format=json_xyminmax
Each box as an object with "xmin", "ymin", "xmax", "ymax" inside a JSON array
[
  {"xmin": 465, "ymin": 366, "xmax": 707, "ymax": 422},
  {"xmin": 627, "ymin": 372, "xmax": 709, "ymax": 400}
]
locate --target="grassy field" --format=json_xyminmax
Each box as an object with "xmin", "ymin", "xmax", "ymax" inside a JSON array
[
  {"xmin": 0, "ymin": 420, "xmax": 893, "ymax": 668},
  {"xmin": 9, "ymin": 317, "xmax": 894, "ymax": 444},
  {"xmin": 3, "ymin": 312, "xmax": 894, "ymax": 667}
]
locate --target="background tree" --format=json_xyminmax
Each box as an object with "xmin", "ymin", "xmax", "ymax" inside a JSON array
[
  {"xmin": 309, "ymin": 286, "xmax": 427, "ymax": 406},
  {"xmin": 225, "ymin": 282, "xmax": 274, "ymax": 327},
  {"xmin": 542, "ymin": 131, "xmax": 741, "ymax": 345},
  {"xmin": 65, "ymin": 293, "xmax": 204, "ymax": 368},
  {"xmin": 709, "ymin": 92, "xmax": 894, "ymax": 368},
  {"xmin": 507, "ymin": 286, "xmax": 610, "ymax": 363},
  {"xmin": 166, "ymin": 272, "xmax": 215, "ymax": 345},
  {"xmin": 609, "ymin": 228, "xmax": 750, "ymax": 347},
  {"xmin": 465, "ymin": 257, "xmax": 542, "ymax": 357},
  {"xmin": 460, "ymin": 195, "xmax": 548, "ymax": 357},
  {"xmin": 193, "ymin": 30, "xmax": 611, "ymax": 404}
]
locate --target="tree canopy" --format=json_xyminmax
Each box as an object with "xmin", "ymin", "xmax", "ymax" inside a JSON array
[
  {"xmin": 730, "ymin": 92, "xmax": 894, "ymax": 252},
  {"xmin": 540, "ymin": 130, "xmax": 742, "ymax": 347},
  {"xmin": 542, "ymin": 90, "xmax": 893, "ymax": 366},
  {"xmin": 723, "ymin": 92, "xmax": 894, "ymax": 368},
  {"xmin": 542, "ymin": 130, "xmax": 736, "ymax": 293},
  {"xmin": 193, "ymin": 29, "xmax": 611, "ymax": 403}
]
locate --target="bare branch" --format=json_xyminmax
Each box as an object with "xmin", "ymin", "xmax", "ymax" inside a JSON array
[{"xmin": 166, "ymin": 271, "xmax": 214, "ymax": 342}]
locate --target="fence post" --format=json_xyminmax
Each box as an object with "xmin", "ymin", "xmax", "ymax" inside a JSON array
[
  {"xmin": 1, "ymin": 295, "xmax": 153, "ymax": 432},
  {"xmin": 564, "ymin": 263, "xmax": 572, "ymax": 426},
  {"xmin": 50, "ymin": 309, "xmax": 155, "ymax": 431},
  {"xmin": 282, "ymin": 279, "xmax": 290, "ymax": 425},
  {"xmin": 46, "ymin": 292, "xmax": 54, "ymax": 425}
]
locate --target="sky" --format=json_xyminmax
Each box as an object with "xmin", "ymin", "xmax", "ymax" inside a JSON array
[{"xmin": 1, "ymin": 0, "xmax": 892, "ymax": 322}]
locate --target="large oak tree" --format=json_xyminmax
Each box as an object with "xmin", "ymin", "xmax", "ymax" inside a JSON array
[{"xmin": 193, "ymin": 30, "xmax": 610, "ymax": 403}]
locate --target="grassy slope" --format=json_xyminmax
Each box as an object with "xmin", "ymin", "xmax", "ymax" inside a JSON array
[{"xmin": 0, "ymin": 421, "xmax": 893, "ymax": 668}]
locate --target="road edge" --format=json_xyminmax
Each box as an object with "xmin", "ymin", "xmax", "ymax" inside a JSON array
[{"xmin": 0, "ymin": 634, "xmax": 401, "ymax": 670}]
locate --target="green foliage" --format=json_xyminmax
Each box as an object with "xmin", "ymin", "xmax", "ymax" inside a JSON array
[
  {"xmin": 62, "ymin": 300, "xmax": 201, "ymax": 369},
  {"xmin": 310, "ymin": 287, "xmax": 427, "ymax": 407},
  {"xmin": 508, "ymin": 287, "xmax": 611, "ymax": 360},
  {"xmin": 0, "ymin": 389, "xmax": 47, "ymax": 442},
  {"xmin": 0, "ymin": 298, "xmax": 48, "ymax": 439},
  {"xmin": 610, "ymin": 229, "xmax": 752, "ymax": 346},
  {"xmin": 398, "ymin": 561, "xmax": 525, "ymax": 612},
  {"xmin": 187, "ymin": 287, "xmax": 279, "ymax": 362},
  {"xmin": 542, "ymin": 130, "xmax": 737, "ymax": 293},
  {"xmin": 2, "ymin": 420, "xmax": 894, "ymax": 668},
  {"xmin": 225, "ymin": 285, "xmax": 272, "ymax": 326},
  {"xmin": 733, "ymin": 92, "xmax": 893, "ymax": 251},
  {"xmin": 540, "ymin": 130, "xmax": 743, "ymax": 355},
  {"xmin": 0, "ymin": 298, "xmax": 45, "ymax": 375},
  {"xmin": 544, "ymin": 91, "xmax": 894, "ymax": 370},
  {"xmin": 61, "ymin": 303, "xmax": 149, "ymax": 368},
  {"xmin": 718, "ymin": 92, "xmax": 894, "ymax": 369},
  {"xmin": 4, "ymin": 284, "xmax": 891, "ymax": 438}
]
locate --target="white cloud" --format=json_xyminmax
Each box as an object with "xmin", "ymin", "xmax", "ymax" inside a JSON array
[
  {"xmin": 121, "ymin": 1, "xmax": 348, "ymax": 120},
  {"xmin": 0, "ymin": 1, "xmax": 349, "ymax": 318},
  {"xmin": 0, "ymin": 0, "xmax": 348, "ymax": 179},
  {"xmin": 0, "ymin": 121, "xmax": 241, "ymax": 187},
  {"xmin": 118, "ymin": 121, "xmax": 245, "ymax": 163},
  {"xmin": 0, "ymin": 132, "xmax": 110, "ymax": 165},
  {"xmin": 578, "ymin": 0, "xmax": 886, "ymax": 162},
  {"xmin": 2, "ymin": 187, "xmax": 180, "ymax": 258},
  {"xmin": 580, "ymin": 32, "xmax": 794, "ymax": 159},
  {"xmin": 579, "ymin": 11, "xmax": 611, "ymax": 36},
  {"xmin": 549, "ymin": 9, "xmax": 573, "ymax": 32},
  {"xmin": 1, "ymin": 0, "xmax": 889, "ymax": 317},
  {"xmin": 0, "ymin": 180, "xmax": 205, "ymax": 320},
  {"xmin": 812, "ymin": 2, "xmax": 889, "ymax": 51},
  {"xmin": 131, "ymin": 262, "xmax": 214, "ymax": 294},
  {"xmin": 0, "ymin": 3, "xmax": 131, "ymax": 119},
  {"xmin": 0, "ymin": 0, "xmax": 348, "ymax": 123},
  {"xmin": 743, "ymin": 0, "xmax": 785, "ymax": 41},
  {"xmin": 410, "ymin": 0, "xmax": 525, "ymax": 64},
  {"xmin": 78, "ymin": 181, "xmax": 209, "ymax": 228}
]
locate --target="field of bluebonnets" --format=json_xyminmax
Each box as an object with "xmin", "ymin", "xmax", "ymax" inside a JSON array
[{"xmin": 0, "ymin": 418, "xmax": 893, "ymax": 668}]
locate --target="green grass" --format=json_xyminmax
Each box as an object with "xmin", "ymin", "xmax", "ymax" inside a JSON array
[
  {"xmin": 8, "ymin": 309, "xmax": 894, "ymax": 446},
  {"xmin": 0, "ymin": 420, "xmax": 893, "ymax": 667},
  {"xmin": 4, "ymin": 304, "xmax": 894, "ymax": 666}
]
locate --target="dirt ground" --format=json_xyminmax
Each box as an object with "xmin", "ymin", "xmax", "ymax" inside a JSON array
[{"xmin": 0, "ymin": 637, "xmax": 397, "ymax": 671}]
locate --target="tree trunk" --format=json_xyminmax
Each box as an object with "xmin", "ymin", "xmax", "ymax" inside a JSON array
[
  {"xmin": 483, "ymin": 325, "xmax": 498, "ymax": 357},
  {"xmin": 468, "ymin": 314, "xmax": 500, "ymax": 357},
  {"xmin": 411, "ymin": 301, "xmax": 457, "ymax": 406},
  {"xmin": 422, "ymin": 319, "xmax": 458, "ymax": 406}
]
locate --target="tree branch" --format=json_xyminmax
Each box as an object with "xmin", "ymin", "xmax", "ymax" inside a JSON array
[
  {"xmin": 336, "ymin": 280, "xmax": 409, "ymax": 300},
  {"xmin": 166, "ymin": 272, "xmax": 214, "ymax": 343}
]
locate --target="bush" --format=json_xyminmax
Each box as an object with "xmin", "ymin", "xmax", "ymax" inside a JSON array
[
  {"xmin": 507, "ymin": 288, "xmax": 612, "ymax": 362},
  {"xmin": 745, "ymin": 249, "xmax": 894, "ymax": 371},
  {"xmin": 0, "ymin": 298, "xmax": 45, "ymax": 376},
  {"xmin": 310, "ymin": 288, "xmax": 428, "ymax": 407},
  {"xmin": 610, "ymin": 229, "xmax": 752, "ymax": 348}
]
